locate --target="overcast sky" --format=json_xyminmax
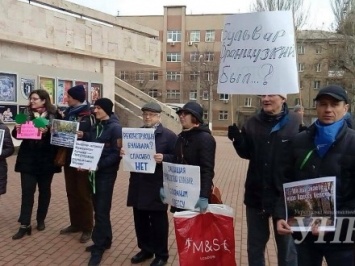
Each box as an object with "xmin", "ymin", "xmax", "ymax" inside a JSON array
[{"xmin": 66, "ymin": 0, "xmax": 334, "ymax": 30}]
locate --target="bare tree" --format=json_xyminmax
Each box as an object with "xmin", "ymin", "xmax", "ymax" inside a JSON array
[
  {"xmin": 330, "ymin": 0, "xmax": 355, "ymax": 33},
  {"xmin": 250, "ymin": 0, "xmax": 309, "ymax": 29}
]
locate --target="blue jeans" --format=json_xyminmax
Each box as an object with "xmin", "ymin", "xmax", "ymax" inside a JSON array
[
  {"xmin": 246, "ymin": 206, "xmax": 297, "ymax": 266},
  {"xmin": 296, "ymin": 241, "xmax": 354, "ymax": 266},
  {"xmin": 91, "ymin": 171, "xmax": 117, "ymax": 251}
]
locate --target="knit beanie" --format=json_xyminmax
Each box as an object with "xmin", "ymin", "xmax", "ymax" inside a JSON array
[
  {"xmin": 95, "ymin": 98, "xmax": 113, "ymax": 115},
  {"xmin": 68, "ymin": 85, "xmax": 86, "ymax": 103}
]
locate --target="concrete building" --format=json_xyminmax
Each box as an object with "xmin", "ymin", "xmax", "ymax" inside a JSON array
[{"xmin": 120, "ymin": 6, "xmax": 354, "ymax": 129}]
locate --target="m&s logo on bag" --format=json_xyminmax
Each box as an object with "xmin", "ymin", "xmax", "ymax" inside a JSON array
[{"xmin": 184, "ymin": 238, "xmax": 232, "ymax": 254}]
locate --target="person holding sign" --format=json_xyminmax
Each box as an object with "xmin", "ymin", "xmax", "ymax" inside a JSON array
[
  {"xmin": 77, "ymin": 98, "xmax": 122, "ymax": 266},
  {"xmin": 11, "ymin": 89, "xmax": 61, "ymax": 240},
  {"xmin": 228, "ymin": 94, "xmax": 300, "ymax": 266},
  {"xmin": 60, "ymin": 84, "xmax": 95, "ymax": 244},
  {"xmin": 276, "ymin": 85, "xmax": 355, "ymax": 266},
  {"xmin": 0, "ymin": 119, "xmax": 14, "ymax": 196},
  {"xmin": 163, "ymin": 102, "xmax": 216, "ymax": 214},
  {"xmin": 124, "ymin": 102, "xmax": 177, "ymax": 266}
]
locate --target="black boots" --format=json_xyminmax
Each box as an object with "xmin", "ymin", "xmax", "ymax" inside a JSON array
[
  {"xmin": 37, "ymin": 221, "xmax": 45, "ymax": 231},
  {"xmin": 12, "ymin": 225, "xmax": 32, "ymax": 240}
]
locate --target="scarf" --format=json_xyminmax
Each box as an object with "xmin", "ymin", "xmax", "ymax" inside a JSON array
[
  {"xmin": 314, "ymin": 119, "xmax": 344, "ymax": 158},
  {"xmin": 64, "ymin": 102, "xmax": 90, "ymax": 121},
  {"xmin": 259, "ymin": 103, "xmax": 288, "ymax": 133}
]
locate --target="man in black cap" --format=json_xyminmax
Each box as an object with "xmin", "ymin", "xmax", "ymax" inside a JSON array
[
  {"xmin": 276, "ymin": 85, "xmax": 355, "ymax": 266},
  {"xmin": 123, "ymin": 102, "xmax": 177, "ymax": 266},
  {"xmin": 60, "ymin": 85, "xmax": 94, "ymax": 243}
]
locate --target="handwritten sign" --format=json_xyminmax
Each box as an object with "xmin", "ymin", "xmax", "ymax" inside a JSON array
[
  {"xmin": 16, "ymin": 121, "xmax": 42, "ymax": 139},
  {"xmin": 122, "ymin": 128, "xmax": 156, "ymax": 173},
  {"xmin": 283, "ymin": 176, "xmax": 336, "ymax": 232},
  {"xmin": 217, "ymin": 11, "xmax": 298, "ymax": 95},
  {"xmin": 70, "ymin": 140, "xmax": 104, "ymax": 170},
  {"xmin": 50, "ymin": 119, "xmax": 79, "ymax": 148},
  {"xmin": 162, "ymin": 162, "xmax": 200, "ymax": 210}
]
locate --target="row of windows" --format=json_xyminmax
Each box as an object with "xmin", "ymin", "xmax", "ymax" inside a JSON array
[
  {"xmin": 167, "ymin": 30, "xmax": 216, "ymax": 43},
  {"xmin": 297, "ymin": 44, "xmax": 342, "ymax": 55},
  {"xmin": 120, "ymin": 71, "xmax": 215, "ymax": 81},
  {"xmin": 167, "ymin": 52, "xmax": 215, "ymax": 62},
  {"xmin": 297, "ymin": 63, "xmax": 322, "ymax": 72}
]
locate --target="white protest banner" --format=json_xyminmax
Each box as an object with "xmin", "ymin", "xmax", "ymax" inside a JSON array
[
  {"xmin": 70, "ymin": 140, "xmax": 104, "ymax": 170},
  {"xmin": 122, "ymin": 128, "xmax": 156, "ymax": 173},
  {"xmin": 51, "ymin": 119, "xmax": 79, "ymax": 148},
  {"xmin": 162, "ymin": 162, "xmax": 200, "ymax": 210},
  {"xmin": 283, "ymin": 176, "xmax": 336, "ymax": 232},
  {"xmin": 218, "ymin": 11, "xmax": 298, "ymax": 95},
  {"xmin": 0, "ymin": 129, "xmax": 4, "ymax": 155}
]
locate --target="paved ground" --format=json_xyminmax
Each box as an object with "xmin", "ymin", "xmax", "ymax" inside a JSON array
[{"xmin": 0, "ymin": 136, "xmax": 279, "ymax": 266}]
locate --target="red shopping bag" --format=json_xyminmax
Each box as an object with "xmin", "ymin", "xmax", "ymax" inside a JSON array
[{"xmin": 173, "ymin": 204, "xmax": 236, "ymax": 266}]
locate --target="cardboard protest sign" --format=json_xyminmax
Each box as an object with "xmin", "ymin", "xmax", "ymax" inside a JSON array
[
  {"xmin": 70, "ymin": 140, "xmax": 104, "ymax": 170},
  {"xmin": 163, "ymin": 162, "xmax": 200, "ymax": 210},
  {"xmin": 217, "ymin": 11, "xmax": 298, "ymax": 95},
  {"xmin": 122, "ymin": 128, "xmax": 156, "ymax": 173},
  {"xmin": 283, "ymin": 176, "xmax": 336, "ymax": 232},
  {"xmin": 50, "ymin": 119, "xmax": 79, "ymax": 148}
]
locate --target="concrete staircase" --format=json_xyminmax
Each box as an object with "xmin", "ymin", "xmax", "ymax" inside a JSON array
[{"xmin": 114, "ymin": 77, "xmax": 182, "ymax": 134}]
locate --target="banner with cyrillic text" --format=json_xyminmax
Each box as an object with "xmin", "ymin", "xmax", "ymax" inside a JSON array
[
  {"xmin": 122, "ymin": 128, "xmax": 156, "ymax": 173},
  {"xmin": 283, "ymin": 176, "xmax": 336, "ymax": 232},
  {"xmin": 162, "ymin": 162, "xmax": 200, "ymax": 210},
  {"xmin": 217, "ymin": 11, "xmax": 298, "ymax": 95},
  {"xmin": 70, "ymin": 140, "xmax": 104, "ymax": 170}
]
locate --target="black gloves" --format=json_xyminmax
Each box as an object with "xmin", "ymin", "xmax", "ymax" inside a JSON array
[{"xmin": 228, "ymin": 123, "xmax": 242, "ymax": 141}]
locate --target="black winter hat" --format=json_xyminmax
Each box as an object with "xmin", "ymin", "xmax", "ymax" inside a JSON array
[
  {"xmin": 176, "ymin": 102, "xmax": 203, "ymax": 123},
  {"xmin": 141, "ymin": 102, "xmax": 162, "ymax": 113},
  {"xmin": 68, "ymin": 85, "xmax": 86, "ymax": 103},
  {"xmin": 95, "ymin": 98, "xmax": 113, "ymax": 115},
  {"xmin": 315, "ymin": 85, "xmax": 348, "ymax": 104}
]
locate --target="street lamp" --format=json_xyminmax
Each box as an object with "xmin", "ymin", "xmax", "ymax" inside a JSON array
[
  {"xmin": 202, "ymin": 62, "xmax": 213, "ymax": 131},
  {"xmin": 196, "ymin": 54, "xmax": 203, "ymax": 104}
]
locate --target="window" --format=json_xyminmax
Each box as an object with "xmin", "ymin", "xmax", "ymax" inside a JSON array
[
  {"xmin": 219, "ymin": 110, "xmax": 228, "ymax": 120},
  {"xmin": 219, "ymin": 94, "xmax": 229, "ymax": 100},
  {"xmin": 166, "ymin": 71, "xmax": 181, "ymax": 81},
  {"xmin": 294, "ymin": 98, "xmax": 301, "ymax": 105},
  {"xmin": 312, "ymin": 99, "xmax": 317, "ymax": 108},
  {"xmin": 203, "ymin": 110, "xmax": 208, "ymax": 120},
  {"xmin": 167, "ymin": 30, "xmax": 181, "ymax": 42},
  {"xmin": 167, "ymin": 89, "xmax": 180, "ymax": 99},
  {"xmin": 120, "ymin": 71, "xmax": 129, "ymax": 80},
  {"xmin": 148, "ymin": 89, "xmax": 158, "ymax": 98},
  {"xmin": 298, "ymin": 63, "xmax": 305, "ymax": 72},
  {"xmin": 190, "ymin": 71, "xmax": 199, "ymax": 81},
  {"xmin": 149, "ymin": 71, "xmax": 158, "ymax": 81},
  {"xmin": 316, "ymin": 63, "xmax": 321, "ymax": 72},
  {"xmin": 204, "ymin": 71, "xmax": 213, "ymax": 81},
  {"xmin": 298, "ymin": 45, "xmax": 305, "ymax": 54},
  {"xmin": 315, "ymin": 46, "xmax": 322, "ymax": 54},
  {"xmin": 244, "ymin": 97, "xmax": 252, "ymax": 107},
  {"xmin": 314, "ymin": 80, "xmax": 321, "ymax": 89},
  {"xmin": 189, "ymin": 90, "xmax": 197, "ymax": 100},
  {"xmin": 190, "ymin": 30, "xmax": 200, "ymax": 42},
  {"xmin": 204, "ymin": 52, "xmax": 214, "ymax": 62},
  {"xmin": 205, "ymin": 30, "xmax": 215, "ymax": 42},
  {"xmin": 190, "ymin": 52, "xmax": 201, "ymax": 62},
  {"xmin": 202, "ymin": 90, "xmax": 209, "ymax": 100},
  {"xmin": 135, "ymin": 71, "xmax": 144, "ymax": 81},
  {"xmin": 167, "ymin": 53, "xmax": 181, "ymax": 62}
]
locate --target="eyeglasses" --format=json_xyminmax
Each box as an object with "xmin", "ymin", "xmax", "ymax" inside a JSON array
[
  {"xmin": 142, "ymin": 113, "xmax": 159, "ymax": 117},
  {"xmin": 29, "ymin": 97, "xmax": 40, "ymax": 101},
  {"xmin": 178, "ymin": 111, "xmax": 191, "ymax": 117}
]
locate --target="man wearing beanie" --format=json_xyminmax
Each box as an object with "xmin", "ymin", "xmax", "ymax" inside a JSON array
[
  {"xmin": 78, "ymin": 98, "xmax": 122, "ymax": 266},
  {"xmin": 227, "ymin": 94, "xmax": 301, "ymax": 266},
  {"xmin": 60, "ymin": 84, "xmax": 94, "ymax": 244},
  {"xmin": 124, "ymin": 102, "xmax": 177, "ymax": 266}
]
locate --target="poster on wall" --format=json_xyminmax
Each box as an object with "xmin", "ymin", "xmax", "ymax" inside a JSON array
[
  {"xmin": 0, "ymin": 104, "xmax": 17, "ymax": 123},
  {"xmin": 20, "ymin": 77, "xmax": 35, "ymax": 100},
  {"xmin": 19, "ymin": 105, "xmax": 28, "ymax": 114},
  {"xmin": 0, "ymin": 73, "xmax": 17, "ymax": 102},
  {"xmin": 39, "ymin": 77, "xmax": 55, "ymax": 104},
  {"xmin": 74, "ymin": 81, "xmax": 89, "ymax": 101},
  {"xmin": 57, "ymin": 79, "xmax": 73, "ymax": 106},
  {"xmin": 90, "ymin": 83, "xmax": 102, "ymax": 105}
]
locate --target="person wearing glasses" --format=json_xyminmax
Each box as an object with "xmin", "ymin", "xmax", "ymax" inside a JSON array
[
  {"xmin": 228, "ymin": 94, "xmax": 301, "ymax": 266},
  {"xmin": 122, "ymin": 102, "xmax": 177, "ymax": 266},
  {"xmin": 11, "ymin": 89, "xmax": 61, "ymax": 239}
]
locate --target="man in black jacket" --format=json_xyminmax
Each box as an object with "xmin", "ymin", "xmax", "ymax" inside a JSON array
[
  {"xmin": 277, "ymin": 85, "xmax": 355, "ymax": 266},
  {"xmin": 228, "ymin": 94, "xmax": 300, "ymax": 266},
  {"xmin": 124, "ymin": 102, "xmax": 177, "ymax": 266}
]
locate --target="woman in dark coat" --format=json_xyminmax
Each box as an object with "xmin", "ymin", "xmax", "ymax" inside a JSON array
[
  {"xmin": 12, "ymin": 89, "xmax": 61, "ymax": 240},
  {"xmin": 0, "ymin": 120, "xmax": 15, "ymax": 195}
]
